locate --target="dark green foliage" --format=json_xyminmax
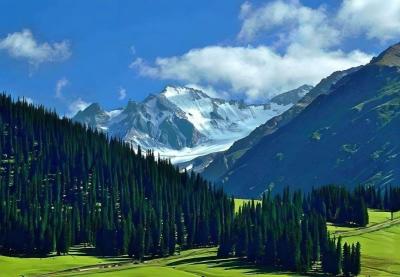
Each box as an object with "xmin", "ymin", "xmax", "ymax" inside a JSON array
[
  {"xmin": 321, "ymin": 237, "xmax": 341, "ymax": 275},
  {"xmin": 321, "ymin": 236, "xmax": 361, "ymax": 276},
  {"xmin": 342, "ymin": 243, "xmax": 351, "ymax": 276},
  {"xmin": 310, "ymin": 185, "xmax": 369, "ymax": 227},
  {"xmin": 0, "ymin": 95, "xmax": 234, "ymax": 257},
  {"xmin": 353, "ymin": 242, "xmax": 361, "ymax": 276},
  {"xmin": 342, "ymin": 241, "xmax": 361, "ymax": 276},
  {"xmin": 221, "ymin": 191, "xmax": 328, "ymax": 273},
  {"xmin": 222, "ymin": 186, "xmax": 369, "ymax": 275},
  {"xmin": 356, "ymin": 185, "xmax": 400, "ymax": 213}
]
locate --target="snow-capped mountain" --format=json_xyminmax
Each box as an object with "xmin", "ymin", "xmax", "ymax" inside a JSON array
[{"xmin": 73, "ymin": 85, "xmax": 311, "ymax": 163}]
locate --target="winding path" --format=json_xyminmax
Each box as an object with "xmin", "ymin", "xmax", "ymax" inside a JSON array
[{"xmin": 332, "ymin": 217, "xmax": 400, "ymax": 238}]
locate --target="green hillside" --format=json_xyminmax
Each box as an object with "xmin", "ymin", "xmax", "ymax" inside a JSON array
[
  {"xmin": 219, "ymin": 43, "xmax": 400, "ymax": 198},
  {"xmin": 202, "ymin": 67, "xmax": 359, "ymax": 183}
]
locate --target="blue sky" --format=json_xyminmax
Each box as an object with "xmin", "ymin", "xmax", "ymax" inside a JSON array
[{"xmin": 1, "ymin": 0, "xmax": 399, "ymax": 116}]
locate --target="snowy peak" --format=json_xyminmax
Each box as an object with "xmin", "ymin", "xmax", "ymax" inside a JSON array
[
  {"xmin": 73, "ymin": 86, "xmax": 308, "ymax": 163},
  {"xmin": 73, "ymin": 103, "xmax": 110, "ymax": 130},
  {"xmin": 161, "ymin": 85, "xmax": 210, "ymax": 99}
]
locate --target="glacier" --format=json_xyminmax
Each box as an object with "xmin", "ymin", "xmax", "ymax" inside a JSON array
[{"xmin": 73, "ymin": 85, "xmax": 310, "ymax": 163}]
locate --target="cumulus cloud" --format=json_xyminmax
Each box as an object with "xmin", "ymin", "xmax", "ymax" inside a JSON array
[
  {"xmin": 67, "ymin": 98, "xmax": 90, "ymax": 117},
  {"xmin": 337, "ymin": 0, "xmax": 400, "ymax": 42},
  {"xmin": 185, "ymin": 83, "xmax": 230, "ymax": 99},
  {"xmin": 118, "ymin": 87, "xmax": 127, "ymax": 100},
  {"xmin": 237, "ymin": 0, "xmax": 339, "ymax": 50},
  {"xmin": 55, "ymin": 78, "xmax": 69, "ymax": 99},
  {"xmin": 131, "ymin": 1, "xmax": 384, "ymax": 101},
  {"xmin": 0, "ymin": 29, "xmax": 71, "ymax": 66},
  {"xmin": 132, "ymin": 45, "xmax": 370, "ymax": 100}
]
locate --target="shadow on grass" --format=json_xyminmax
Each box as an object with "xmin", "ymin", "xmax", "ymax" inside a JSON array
[
  {"xmin": 0, "ymin": 245, "xmax": 133, "ymax": 263},
  {"xmin": 168, "ymin": 255, "xmax": 326, "ymax": 276},
  {"xmin": 62, "ymin": 245, "xmax": 133, "ymax": 263}
]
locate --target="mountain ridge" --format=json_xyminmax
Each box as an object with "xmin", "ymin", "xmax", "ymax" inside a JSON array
[
  {"xmin": 216, "ymin": 42, "xmax": 400, "ymax": 198},
  {"xmin": 74, "ymin": 85, "xmax": 312, "ymax": 163},
  {"xmin": 200, "ymin": 66, "xmax": 360, "ymax": 181}
]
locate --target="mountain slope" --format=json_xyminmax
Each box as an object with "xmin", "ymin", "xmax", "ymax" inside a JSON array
[
  {"xmin": 74, "ymin": 85, "xmax": 311, "ymax": 163},
  {"xmin": 218, "ymin": 43, "xmax": 400, "ymax": 198},
  {"xmin": 0, "ymin": 94, "xmax": 233, "ymax": 256},
  {"xmin": 201, "ymin": 67, "xmax": 360, "ymax": 181}
]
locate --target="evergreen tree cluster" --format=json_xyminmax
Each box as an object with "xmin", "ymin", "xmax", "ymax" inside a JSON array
[
  {"xmin": 322, "ymin": 238, "xmax": 361, "ymax": 276},
  {"xmin": 0, "ymin": 95, "xmax": 234, "ymax": 257},
  {"xmin": 355, "ymin": 185, "xmax": 400, "ymax": 213},
  {"xmin": 309, "ymin": 185, "xmax": 369, "ymax": 226},
  {"xmin": 219, "ymin": 188, "xmax": 363, "ymax": 275},
  {"xmin": 219, "ymin": 190, "xmax": 327, "ymax": 273}
]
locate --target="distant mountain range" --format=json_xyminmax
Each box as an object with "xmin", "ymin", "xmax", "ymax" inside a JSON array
[
  {"xmin": 213, "ymin": 42, "xmax": 400, "ymax": 198},
  {"xmin": 73, "ymin": 85, "xmax": 312, "ymax": 163}
]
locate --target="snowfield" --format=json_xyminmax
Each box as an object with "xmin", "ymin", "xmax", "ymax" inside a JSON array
[{"xmin": 73, "ymin": 86, "xmax": 304, "ymax": 163}]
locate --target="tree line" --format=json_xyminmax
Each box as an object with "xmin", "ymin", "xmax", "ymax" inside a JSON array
[
  {"xmin": 309, "ymin": 185, "xmax": 369, "ymax": 227},
  {"xmin": 355, "ymin": 185, "xmax": 400, "ymax": 214}
]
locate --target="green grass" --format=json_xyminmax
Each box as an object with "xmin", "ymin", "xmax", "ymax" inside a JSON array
[
  {"xmin": 343, "ymin": 224, "xmax": 400, "ymax": 276},
  {"xmin": 57, "ymin": 248, "xmax": 301, "ymax": 277},
  {"xmin": 0, "ymin": 246, "xmax": 109, "ymax": 277},
  {"xmin": 327, "ymin": 209, "xmax": 400, "ymax": 276},
  {"xmin": 327, "ymin": 209, "xmax": 400, "ymax": 233},
  {"xmin": 0, "ymin": 247, "xmax": 301, "ymax": 277}
]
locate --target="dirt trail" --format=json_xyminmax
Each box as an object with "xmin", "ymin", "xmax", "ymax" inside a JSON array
[{"xmin": 333, "ymin": 217, "xmax": 400, "ymax": 237}]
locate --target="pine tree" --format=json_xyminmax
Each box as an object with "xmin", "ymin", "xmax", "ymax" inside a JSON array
[
  {"xmin": 342, "ymin": 242, "xmax": 351, "ymax": 277},
  {"xmin": 352, "ymin": 242, "xmax": 361, "ymax": 276}
]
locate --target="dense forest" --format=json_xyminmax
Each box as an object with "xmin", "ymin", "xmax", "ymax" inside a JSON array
[
  {"xmin": 0, "ymin": 95, "xmax": 234, "ymax": 257},
  {"xmin": 1, "ymin": 95, "xmax": 400, "ymax": 276},
  {"xmin": 218, "ymin": 188, "xmax": 362, "ymax": 274},
  {"xmin": 309, "ymin": 185, "xmax": 369, "ymax": 227},
  {"xmin": 218, "ymin": 185, "xmax": 400, "ymax": 274}
]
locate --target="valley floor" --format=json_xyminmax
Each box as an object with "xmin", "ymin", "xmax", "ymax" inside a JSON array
[{"xmin": 1, "ymin": 209, "xmax": 399, "ymax": 277}]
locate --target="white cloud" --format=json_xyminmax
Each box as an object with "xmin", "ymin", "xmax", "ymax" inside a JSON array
[
  {"xmin": 131, "ymin": 0, "xmax": 373, "ymax": 101},
  {"xmin": 185, "ymin": 83, "xmax": 230, "ymax": 99},
  {"xmin": 118, "ymin": 87, "xmax": 127, "ymax": 100},
  {"xmin": 55, "ymin": 78, "xmax": 69, "ymax": 99},
  {"xmin": 0, "ymin": 29, "xmax": 71, "ymax": 66},
  {"xmin": 237, "ymin": 0, "xmax": 340, "ymax": 50},
  {"xmin": 239, "ymin": 1, "xmax": 252, "ymax": 20},
  {"xmin": 337, "ymin": 0, "xmax": 400, "ymax": 42},
  {"xmin": 132, "ymin": 45, "xmax": 370, "ymax": 101},
  {"xmin": 68, "ymin": 98, "xmax": 90, "ymax": 117}
]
